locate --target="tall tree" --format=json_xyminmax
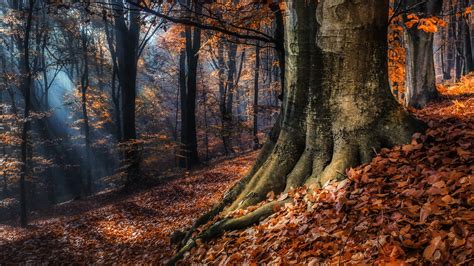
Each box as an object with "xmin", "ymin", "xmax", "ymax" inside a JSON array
[
  {"xmin": 173, "ymin": 0, "xmax": 423, "ymax": 258},
  {"xmin": 79, "ymin": 18, "xmax": 92, "ymax": 195},
  {"xmin": 440, "ymin": 0, "xmax": 455, "ymax": 80},
  {"xmin": 104, "ymin": 17, "xmax": 122, "ymax": 142},
  {"xmin": 112, "ymin": 0, "xmax": 141, "ymax": 185},
  {"xmin": 459, "ymin": 0, "xmax": 474, "ymax": 74},
  {"xmin": 13, "ymin": 0, "xmax": 36, "ymax": 227},
  {"xmin": 253, "ymin": 43, "xmax": 261, "ymax": 150},
  {"xmin": 179, "ymin": 1, "xmax": 202, "ymax": 168},
  {"xmin": 402, "ymin": 0, "xmax": 442, "ymax": 108}
]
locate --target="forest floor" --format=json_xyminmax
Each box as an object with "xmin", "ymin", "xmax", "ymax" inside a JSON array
[
  {"xmin": 0, "ymin": 152, "xmax": 257, "ymax": 263},
  {"xmin": 181, "ymin": 80, "xmax": 474, "ymax": 264},
  {"xmin": 0, "ymin": 79, "xmax": 473, "ymax": 264}
]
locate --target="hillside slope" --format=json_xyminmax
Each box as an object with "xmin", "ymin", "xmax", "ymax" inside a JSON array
[{"xmin": 180, "ymin": 87, "xmax": 473, "ymax": 264}]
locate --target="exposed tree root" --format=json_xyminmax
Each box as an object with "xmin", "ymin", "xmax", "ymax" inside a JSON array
[
  {"xmin": 167, "ymin": 198, "xmax": 292, "ymax": 265},
  {"xmin": 174, "ymin": 116, "xmax": 282, "ymax": 249}
]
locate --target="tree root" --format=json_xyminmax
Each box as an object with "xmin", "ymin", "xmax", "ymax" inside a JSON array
[
  {"xmin": 173, "ymin": 117, "xmax": 282, "ymax": 249},
  {"xmin": 166, "ymin": 198, "xmax": 292, "ymax": 265},
  {"xmin": 168, "ymin": 105, "xmax": 424, "ymax": 265}
]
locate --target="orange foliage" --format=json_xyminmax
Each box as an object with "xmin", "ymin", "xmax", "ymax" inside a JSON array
[
  {"xmin": 405, "ymin": 15, "xmax": 447, "ymax": 33},
  {"xmin": 388, "ymin": 11, "xmax": 447, "ymax": 102},
  {"xmin": 388, "ymin": 10, "xmax": 406, "ymax": 101}
]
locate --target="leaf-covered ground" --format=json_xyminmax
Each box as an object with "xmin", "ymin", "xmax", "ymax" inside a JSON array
[
  {"xmin": 1, "ymin": 83, "xmax": 473, "ymax": 265},
  {"xmin": 0, "ymin": 153, "xmax": 256, "ymax": 264},
  {"xmin": 181, "ymin": 87, "xmax": 474, "ymax": 264}
]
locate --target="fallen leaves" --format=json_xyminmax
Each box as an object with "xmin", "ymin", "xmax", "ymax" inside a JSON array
[
  {"xmin": 180, "ymin": 92, "xmax": 474, "ymax": 264},
  {"xmin": 0, "ymin": 152, "xmax": 257, "ymax": 264}
]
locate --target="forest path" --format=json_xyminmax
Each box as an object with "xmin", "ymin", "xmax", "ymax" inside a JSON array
[{"xmin": 0, "ymin": 152, "xmax": 256, "ymax": 263}]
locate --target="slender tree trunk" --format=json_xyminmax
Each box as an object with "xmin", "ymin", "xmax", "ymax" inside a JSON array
[
  {"xmin": 253, "ymin": 44, "xmax": 261, "ymax": 150},
  {"xmin": 111, "ymin": 69, "xmax": 122, "ymax": 142},
  {"xmin": 461, "ymin": 1, "xmax": 474, "ymax": 73},
  {"xmin": 18, "ymin": 0, "xmax": 35, "ymax": 228},
  {"xmin": 455, "ymin": 0, "xmax": 465, "ymax": 81},
  {"xmin": 0, "ymin": 58, "xmax": 8, "ymax": 198},
  {"xmin": 402, "ymin": 0, "xmax": 442, "ymax": 108},
  {"xmin": 80, "ymin": 26, "xmax": 92, "ymax": 196},
  {"xmin": 217, "ymin": 42, "xmax": 232, "ymax": 155},
  {"xmin": 104, "ymin": 18, "xmax": 122, "ymax": 142},
  {"xmin": 40, "ymin": 22, "xmax": 56, "ymax": 205},
  {"xmin": 404, "ymin": 29, "xmax": 439, "ymax": 108},
  {"xmin": 219, "ymin": 42, "xmax": 242, "ymax": 155},
  {"xmin": 445, "ymin": 0, "xmax": 456, "ymax": 80},
  {"xmin": 184, "ymin": 24, "xmax": 201, "ymax": 166},
  {"xmin": 113, "ymin": 0, "xmax": 141, "ymax": 185},
  {"xmin": 174, "ymin": 73, "xmax": 180, "ymax": 142},
  {"xmin": 179, "ymin": 46, "xmax": 188, "ymax": 167},
  {"xmin": 178, "ymin": 2, "xmax": 202, "ymax": 168},
  {"xmin": 200, "ymin": 66, "xmax": 209, "ymax": 160},
  {"xmin": 269, "ymin": 3, "xmax": 285, "ymax": 99}
]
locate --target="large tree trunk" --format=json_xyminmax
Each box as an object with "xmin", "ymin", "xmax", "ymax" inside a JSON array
[
  {"xmin": 227, "ymin": 0, "xmax": 423, "ymax": 211},
  {"xmin": 170, "ymin": 0, "xmax": 424, "ymax": 260},
  {"xmin": 403, "ymin": 0, "xmax": 442, "ymax": 108}
]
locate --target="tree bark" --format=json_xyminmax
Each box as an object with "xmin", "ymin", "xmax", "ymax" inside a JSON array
[
  {"xmin": 269, "ymin": 3, "xmax": 285, "ymax": 99},
  {"xmin": 461, "ymin": 0, "xmax": 474, "ymax": 74},
  {"xmin": 113, "ymin": 0, "xmax": 141, "ymax": 185},
  {"xmin": 403, "ymin": 0, "xmax": 442, "ymax": 108},
  {"xmin": 18, "ymin": 0, "xmax": 35, "ymax": 228},
  {"xmin": 104, "ymin": 18, "xmax": 122, "ymax": 142},
  {"xmin": 253, "ymin": 43, "xmax": 261, "ymax": 150},
  {"xmin": 80, "ymin": 23, "xmax": 92, "ymax": 196},
  {"xmin": 404, "ymin": 29, "xmax": 439, "ymax": 108},
  {"xmin": 178, "ymin": 1, "xmax": 201, "ymax": 168},
  {"xmin": 171, "ymin": 0, "xmax": 424, "ymax": 259}
]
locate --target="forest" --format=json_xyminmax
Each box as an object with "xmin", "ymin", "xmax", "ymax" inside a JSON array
[{"xmin": 0, "ymin": 0, "xmax": 472, "ymax": 264}]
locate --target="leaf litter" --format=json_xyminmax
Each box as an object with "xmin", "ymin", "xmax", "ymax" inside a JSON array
[
  {"xmin": 180, "ymin": 93, "xmax": 473, "ymax": 265},
  {"xmin": 0, "ymin": 153, "xmax": 256, "ymax": 264}
]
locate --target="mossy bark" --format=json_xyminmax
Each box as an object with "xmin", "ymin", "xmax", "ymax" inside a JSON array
[{"xmin": 170, "ymin": 0, "xmax": 424, "ymax": 263}]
